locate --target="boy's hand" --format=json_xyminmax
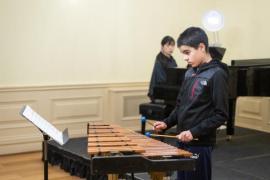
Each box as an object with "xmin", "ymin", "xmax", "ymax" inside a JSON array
[
  {"xmin": 153, "ymin": 121, "xmax": 167, "ymax": 132},
  {"xmin": 177, "ymin": 130, "xmax": 194, "ymax": 142}
]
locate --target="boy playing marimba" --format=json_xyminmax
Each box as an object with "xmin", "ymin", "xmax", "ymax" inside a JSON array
[{"xmin": 154, "ymin": 27, "xmax": 229, "ymax": 180}]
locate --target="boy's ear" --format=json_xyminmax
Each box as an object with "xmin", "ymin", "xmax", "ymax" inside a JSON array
[{"xmin": 198, "ymin": 43, "xmax": 206, "ymax": 52}]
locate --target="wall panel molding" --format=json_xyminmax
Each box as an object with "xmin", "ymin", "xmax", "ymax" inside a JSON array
[
  {"xmin": 108, "ymin": 87, "xmax": 149, "ymax": 130},
  {"xmin": 0, "ymin": 82, "xmax": 148, "ymax": 155},
  {"xmin": 235, "ymin": 97, "xmax": 270, "ymax": 133}
]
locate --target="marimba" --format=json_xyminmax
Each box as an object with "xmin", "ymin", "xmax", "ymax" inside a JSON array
[{"xmin": 87, "ymin": 122, "xmax": 197, "ymax": 180}]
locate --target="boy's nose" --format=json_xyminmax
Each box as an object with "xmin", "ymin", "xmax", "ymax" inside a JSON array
[{"xmin": 183, "ymin": 56, "xmax": 189, "ymax": 61}]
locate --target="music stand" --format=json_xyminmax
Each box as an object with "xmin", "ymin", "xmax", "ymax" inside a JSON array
[{"xmin": 20, "ymin": 105, "xmax": 69, "ymax": 180}]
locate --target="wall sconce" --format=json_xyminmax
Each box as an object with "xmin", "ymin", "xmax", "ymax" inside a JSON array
[
  {"xmin": 202, "ymin": 10, "xmax": 226, "ymax": 60},
  {"xmin": 202, "ymin": 10, "xmax": 224, "ymax": 47}
]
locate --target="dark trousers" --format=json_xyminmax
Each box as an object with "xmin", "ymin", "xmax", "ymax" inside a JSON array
[{"xmin": 177, "ymin": 142, "xmax": 213, "ymax": 180}]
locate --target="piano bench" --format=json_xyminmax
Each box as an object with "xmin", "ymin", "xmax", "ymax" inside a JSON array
[{"xmin": 139, "ymin": 102, "xmax": 173, "ymax": 120}]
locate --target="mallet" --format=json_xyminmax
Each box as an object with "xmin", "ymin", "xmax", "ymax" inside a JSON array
[
  {"xmin": 145, "ymin": 132, "xmax": 198, "ymax": 140},
  {"xmin": 145, "ymin": 132, "xmax": 178, "ymax": 139}
]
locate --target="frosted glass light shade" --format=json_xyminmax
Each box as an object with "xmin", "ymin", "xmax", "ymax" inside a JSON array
[{"xmin": 202, "ymin": 10, "xmax": 224, "ymax": 32}]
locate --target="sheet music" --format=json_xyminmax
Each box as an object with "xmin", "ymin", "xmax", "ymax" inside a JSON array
[{"xmin": 20, "ymin": 105, "xmax": 69, "ymax": 145}]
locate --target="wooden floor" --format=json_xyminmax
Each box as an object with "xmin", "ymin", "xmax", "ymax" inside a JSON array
[{"xmin": 0, "ymin": 151, "xmax": 85, "ymax": 180}]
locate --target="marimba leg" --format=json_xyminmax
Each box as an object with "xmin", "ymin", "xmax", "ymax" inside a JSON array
[
  {"xmin": 150, "ymin": 172, "xmax": 166, "ymax": 180},
  {"xmin": 108, "ymin": 174, "xmax": 119, "ymax": 180},
  {"xmin": 101, "ymin": 152, "xmax": 119, "ymax": 180}
]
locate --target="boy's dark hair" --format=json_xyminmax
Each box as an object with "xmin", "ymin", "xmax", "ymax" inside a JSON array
[
  {"xmin": 177, "ymin": 27, "xmax": 209, "ymax": 52},
  {"xmin": 161, "ymin": 36, "xmax": 175, "ymax": 46}
]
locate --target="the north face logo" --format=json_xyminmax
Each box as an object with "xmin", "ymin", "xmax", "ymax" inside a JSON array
[{"xmin": 200, "ymin": 80, "xmax": 207, "ymax": 86}]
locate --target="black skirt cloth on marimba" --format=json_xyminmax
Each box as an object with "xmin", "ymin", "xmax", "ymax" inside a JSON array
[{"xmin": 47, "ymin": 137, "xmax": 107, "ymax": 180}]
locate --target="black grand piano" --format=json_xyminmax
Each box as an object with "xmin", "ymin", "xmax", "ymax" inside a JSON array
[
  {"xmin": 228, "ymin": 58, "xmax": 270, "ymax": 137},
  {"xmin": 140, "ymin": 47, "xmax": 270, "ymax": 140}
]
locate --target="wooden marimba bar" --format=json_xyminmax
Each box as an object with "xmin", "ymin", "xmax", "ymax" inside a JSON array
[
  {"xmin": 87, "ymin": 122, "xmax": 196, "ymax": 180},
  {"xmin": 88, "ymin": 123, "xmax": 145, "ymax": 155}
]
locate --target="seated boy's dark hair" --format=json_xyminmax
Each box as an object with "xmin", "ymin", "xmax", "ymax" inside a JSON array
[
  {"xmin": 177, "ymin": 27, "xmax": 209, "ymax": 52},
  {"xmin": 161, "ymin": 36, "xmax": 175, "ymax": 46}
]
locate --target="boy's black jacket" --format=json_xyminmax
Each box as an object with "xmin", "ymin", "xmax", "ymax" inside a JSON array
[{"xmin": 164, "ymin": 59, "xmax": 229, "ymax": 146}]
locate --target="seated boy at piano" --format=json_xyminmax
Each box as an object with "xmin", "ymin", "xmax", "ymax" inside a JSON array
[
  {"xmin": 154, "ymin": 27, "xmax": 229, "ymax": 180},
  {"xmin": 148, "ymin": 36, "xmax": 177, "ymax": 101}
]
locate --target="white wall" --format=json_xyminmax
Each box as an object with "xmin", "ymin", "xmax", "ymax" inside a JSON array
[
  {"xmin": 216, "ymin": 0, "xmax": 270, "ymax": 61},
  {"xmin": 1, "ymin": 0, "xmax": 270, "ymax": 86},
  {"xmin": 0, "ymin": 0, "xmax": 183, "ymax": 86}
]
